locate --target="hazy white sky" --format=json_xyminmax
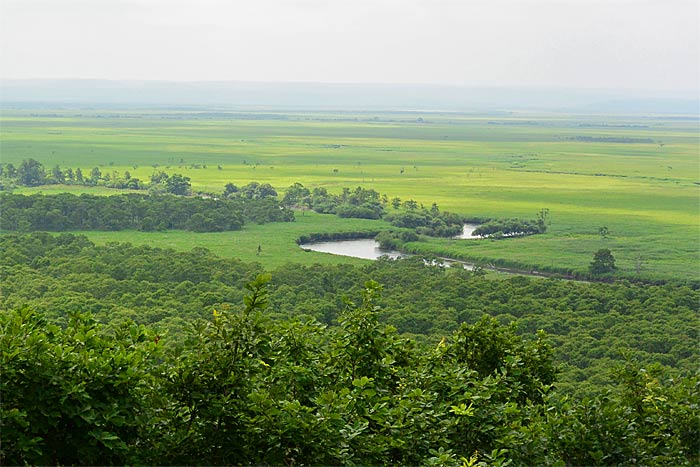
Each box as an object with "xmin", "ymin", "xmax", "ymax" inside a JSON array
[{"xmin": 1, "ymin": 0, "xmax": 698, "ymax": 92}]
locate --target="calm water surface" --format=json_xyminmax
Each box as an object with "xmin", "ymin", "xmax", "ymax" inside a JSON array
[
  {"xmin": 453, "ymin": 223, "xmax": 480, "ymax": 239},
  {"xmin": 300, "ymin": 225, "xmax": 570, "ymax": 279},
  {"xmin": 299, "ymin": 238, "xmax": 407, "ymax": 260},
  {"xmin": 300, "ymin": 225, "xmax": 481, "ymax": 270}
]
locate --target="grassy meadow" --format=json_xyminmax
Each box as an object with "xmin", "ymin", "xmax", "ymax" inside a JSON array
[
  {"xmin": 67, "ymin": 212, "xmax": 392, "ymax": 270},
  {"xmin": 1, "ymin": 110, "xmax": 698, "ymax": 280}
]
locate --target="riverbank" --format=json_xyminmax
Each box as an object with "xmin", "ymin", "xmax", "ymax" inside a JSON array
[{"xmin": 299, "ymin": 234, "xmax": 692, "ymax": 286}]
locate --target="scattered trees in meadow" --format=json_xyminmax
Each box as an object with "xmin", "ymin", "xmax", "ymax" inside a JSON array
[{"xmin": 0, "ymin": 159, "xmax": 191, "ymax": 194}]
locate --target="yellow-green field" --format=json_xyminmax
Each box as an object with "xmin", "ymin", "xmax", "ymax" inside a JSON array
[{"xmin": 2, "ymin": 110, "xmax": 698, "ymax": 280}]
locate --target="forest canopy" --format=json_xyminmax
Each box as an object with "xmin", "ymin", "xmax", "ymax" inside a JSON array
[{"xmin": 2, "ymin": 272, "xmax": 697, "ymax": 466}]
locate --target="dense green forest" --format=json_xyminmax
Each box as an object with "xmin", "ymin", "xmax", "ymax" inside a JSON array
[
  {"xmin": 2, "ymin": 270, "xmax": 698, "ymax": 466},
  {"xmin": 0, "ymin": 193, "xmax": 293, "ymax": 232},
  {"xmin": 1, "ymin": 233, "xmax": 696, "ymax": 396}
]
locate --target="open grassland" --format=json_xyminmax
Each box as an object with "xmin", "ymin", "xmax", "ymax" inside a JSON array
[
  {"xmin": 2, "ymin": 110, "xmax": 698, "ymax": 280},
  {"xmin": 64, "ymin": 212, "xmax": 391, "ymax": 270}
]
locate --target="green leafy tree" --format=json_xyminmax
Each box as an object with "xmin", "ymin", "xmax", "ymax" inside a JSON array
[
  {"xmin": 17, "ymin": 159, "xmax": 46, "ymax": 186},
  {"xmin": 589, "ymin": 248, "xmax": 616, "ymax": 274},
  {"xmin": 239, "ymin": 182, "xmax": 277, "ymax": 199},
  {"xmin": 281, "ymin": 182, "xmax": 311, "ymax": 207},
  {"xmin": 150, "ymin": 170, "xmax": 168, "ymax": 184},
  {"xmin": 50, "ymin": 165, "xmax": 65, "ymax": 184},
  {"xmin": 403, "ymin": 199, "xmax": 419, "ymax": 211},
  {"xmin": 5, "ymin": 163, "xmax": 17, "ymax": 178},
  {"xmin": 89, "ymin": 167, "xmax": 102, "ymax": 185},
  {"xmin": 223, "ymin": 182, "xmax": 239, "ymax": 197},
  {"xmin": 536, "ymin": 207, "xmax": 550, "ymax": 232},
  {"xmin": 0, "ymin": 308, "xmax": 159, "ymax": 465},
  {"xmin": 165, "ymin": 173, "xmax": 192, "ymax": 196}
]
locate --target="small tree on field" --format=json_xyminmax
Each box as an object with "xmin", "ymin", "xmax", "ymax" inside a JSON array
[
  {"xmin": 536, "ymin": 207, "xmax": 550, "ymax": 233},
  {"xmin": 590, "ymin": 248, "xmax": 616, "ymax": 275}
]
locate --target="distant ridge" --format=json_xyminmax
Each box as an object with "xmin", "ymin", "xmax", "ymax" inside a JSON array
[{"xmin": 1, "ymin": 79, "xmax": 697, "ymax": 114}]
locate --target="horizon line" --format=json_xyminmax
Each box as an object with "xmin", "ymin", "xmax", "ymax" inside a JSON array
[{"xmin": 2, "ymin": 78, "xmax": 697, "ymax": 96}]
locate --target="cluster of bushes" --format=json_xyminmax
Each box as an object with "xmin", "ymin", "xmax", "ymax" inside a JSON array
[
  {"xmin": 296, "ymin": 230, "xmax": 382, "ymax": 245},
  {"xmin": 0, "ymin": 193, "xmax": 293, "ymax": 232},
  {"xmin": 473, "ymin": 217, "xmax": 546, "ymax": 239},
  {"xmin": 2, "ymin": 275, "xmax": 697, "ymax": 466},
  {"xmin": 375, "ymin": 230, "xmax": 419, "ymax": 250},
  {"xmin": 299, "ymin": 185, "xmax": 385, "ymax": 220},
  {"xmin": 223, "ymin": 181, "xmax": 278, "ymax": 199},
  {"xmin": 384, "ymin": 206, "xmax": 465, "ymax": 237}
]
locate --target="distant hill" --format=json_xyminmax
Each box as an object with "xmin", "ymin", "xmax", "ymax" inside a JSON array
[{"xmin": 1, "ymin": 79, "xmax": 697, "ymax": 114}]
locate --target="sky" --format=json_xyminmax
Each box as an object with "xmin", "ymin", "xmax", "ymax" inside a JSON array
[{"xmin": 1, "ymin": 0, "xmax": 698, "ymax": 94}]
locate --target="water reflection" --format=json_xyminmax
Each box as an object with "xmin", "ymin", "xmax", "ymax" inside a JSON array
[
  {"xmin": 299, "ymin": 237, "xmax": 474, "ymax": 270},
  {"xmin": 299, "ymin": 238, "xmax": 407, "ymax": 260},
  {"xmin": 453, "ymin": 223, "xmax": 480, "ymax": 239}
]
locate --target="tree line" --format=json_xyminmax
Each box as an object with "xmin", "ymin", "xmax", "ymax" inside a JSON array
[
  {"xmin": 0, "ymin": 158, "xmax": 196, "ymax": 194},
  {"xmin": 282, "ymin": 182, "xmax": 550, "ymax": 239},
  {"xmin": 0, "ymin": 193, "xmax": 293, "ymax": 232},
  {"xmin": 282, "ymin": 182, "xmax": 473, "ymax": 237},
  {"xmin": 1, "ymin": 162, "xmax": 547, "ymax": 241},
  {"xmin": 472, "ymin": 208, "xmax": 549, "ymax": 239}
]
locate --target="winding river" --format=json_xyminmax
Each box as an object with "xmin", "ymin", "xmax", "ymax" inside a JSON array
[
  {"xmin": 299, "ymin": 224, "xmax": 583, "ymax": 281},
  {"xmin": 298, "ymin": 224, "xmax": 481, "ymax": 269}
]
